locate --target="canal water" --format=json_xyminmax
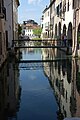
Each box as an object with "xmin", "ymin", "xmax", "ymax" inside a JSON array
[{"xmin": 0, "ymin": 48, "xmax": 80, "ymax": 120}]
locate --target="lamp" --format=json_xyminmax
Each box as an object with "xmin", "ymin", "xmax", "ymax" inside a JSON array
[{"xmin": 0, "ymin": 13, "xmax": 4, "ymax": 19}]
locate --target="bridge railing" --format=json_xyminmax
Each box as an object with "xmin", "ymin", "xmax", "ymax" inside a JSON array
[{"xmin": 12, "ymin": 39, "xmax": 64, "ymax": 48}]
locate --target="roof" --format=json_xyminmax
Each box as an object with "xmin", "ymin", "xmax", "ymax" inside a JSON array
[
  {"xmin": 23, "ymin": 23, "xmax": 40, "ymax": 30},
  {"xmin": 49, "ymin": 0, "xmax": 55, "ymax": 7},
  {"xmin": 43, "ymin": 6, "xmax": 50, "ymax": 13},
  {"xmin": 23, "ymin": 20, "xmax": 38, "ymax": 25}
]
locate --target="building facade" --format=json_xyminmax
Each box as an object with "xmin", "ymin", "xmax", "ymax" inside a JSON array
[
  {"xmin": 0, "ymin": 0, "xmax": 20, "ymax": 67},
  {"xmin": 41, "ymin": 0, "xmax": 80, "ymax": 57},
  {"xmin": 4, "ymin": 0, "xmax": 20, "ymax": 49},
  {"xmin": 72, "ymin": 0, "xmax": 80, "ymax": 56},
  {"xmin": 4, "ymin": 0, "xmax": 13, "ymax": 49},
  {"xmin": 13, "ymin": 0, "xmax": 20, "ymax": 40},
  {"xmin": 41, "ymin": 6, "xmax": 50, "ymax": 39},
  {"xmin": 0, "ymin": 0, "xmax": 7, "ymax": 67},
  {"xmin": 22, "ymin": 20, "xmax": 39, "ymax": 39}
]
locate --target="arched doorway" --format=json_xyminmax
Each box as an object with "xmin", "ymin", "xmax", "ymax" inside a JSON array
[
  {"xmin": 77, "ymin": 24, "xmax": 80, "ymax": 49},
  {"xmin": 67, "ymin": 22, "xmax": 72, "ymax": 47},
  {"xmin": 55, "ymin": 24, "xmax": 57, "ymax": 38},
  {"xmin": 58, "ymin": 22, "xmax": 61, "ymax": 39},
  {"xmin": 58, "ymin": 22, "xmax": 61, "ymax": 45},
  {"xmin": 62, "ymin": 24, "xmax": 66, "ymax": 46},
  {"xmin": 63, "ymin": 24, "xmax": 66, "ymax": 35}
]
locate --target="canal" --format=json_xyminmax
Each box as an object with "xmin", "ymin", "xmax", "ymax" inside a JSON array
[{"xmin": 0, "ymin": 47, "xmax": 80, "ymax": 120}]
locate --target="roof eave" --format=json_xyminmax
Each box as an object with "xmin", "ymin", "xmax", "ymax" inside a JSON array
[
  {"xmin": 49, "ymin": 0, "xmax": 55, "ymax": 7},
  {"xmin": 16, "ymin": 0, "xmax": 20, "ymax": 6}
]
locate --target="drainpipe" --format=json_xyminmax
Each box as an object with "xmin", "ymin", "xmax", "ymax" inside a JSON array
[
  {"xmin": 12, "ymin": 0, "xmax": 14, "ymax": 47},
  {"xmin": 72, "ymin": 9, "xmax": 76, "ymax": 57},
  {"xmin": 72, "ymin": 7, "xmax": 79, "ymax": 57}
]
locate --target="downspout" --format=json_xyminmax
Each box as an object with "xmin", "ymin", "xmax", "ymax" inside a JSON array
[
  {"xmin": 72, "ymin": 1, "xmax": 77, "ymax": 57},
  {"xmin": 72, "ymin": 1, "xmax": 79, "ymax": 57},
  {"xmin": 12, "ymin": 0, "xmax": 14, "ymax": 48}
]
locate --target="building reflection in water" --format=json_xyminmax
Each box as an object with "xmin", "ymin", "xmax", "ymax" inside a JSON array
[
  {"xmin": 42, "ymin": 48, "xmax": 80, "ymax": 119},
  {"xmin": 0, "ymin": 57, "xmax": 21, "ymax": 120}
]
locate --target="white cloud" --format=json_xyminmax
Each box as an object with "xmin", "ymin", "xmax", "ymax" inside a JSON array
[{"xmin": 28, "ymin": 0, "xmax": 41, "ymax": 4}]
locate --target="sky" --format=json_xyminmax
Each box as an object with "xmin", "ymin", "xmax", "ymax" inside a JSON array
[{"xmin": 18, "ymin": 0, "xmax": 50, "ymax": 24}]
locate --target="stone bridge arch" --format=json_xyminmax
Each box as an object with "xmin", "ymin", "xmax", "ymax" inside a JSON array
[{"xmin": 63, "ymin": 24, "xmax": 66, "ymax": 36}]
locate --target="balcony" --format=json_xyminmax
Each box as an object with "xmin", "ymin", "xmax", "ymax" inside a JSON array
[{"xmin": 60, "ymin": 9, "xmax": 65, "ymax": 21}]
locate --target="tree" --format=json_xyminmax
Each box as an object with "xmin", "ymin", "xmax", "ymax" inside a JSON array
[
  {"xmin": 33, "ymin": 27, "xmax": 42, "ymax": 38},
  {"xmin": 18, "ymin": 24, "xmax": 22, "ymax": 37}
]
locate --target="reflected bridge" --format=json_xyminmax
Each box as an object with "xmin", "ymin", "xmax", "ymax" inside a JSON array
[{"xmin": 15, "ymin": 57, "xmax": 71, "ymax": 70}]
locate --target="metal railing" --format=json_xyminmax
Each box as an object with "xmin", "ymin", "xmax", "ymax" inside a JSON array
[{"xmin": 12, "ymin": 39, "xmax": 68, "ymax": 49}]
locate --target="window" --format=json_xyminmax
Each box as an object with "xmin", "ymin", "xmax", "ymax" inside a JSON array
[
  {"xmin": 63, "ymin": 0, "xmax": 66, "ymax": 13},
  {"xmin": 2, "ymin": 0, "xmax": 4, "ymax": 6},
  {"xmin": 60, "ymin": 2, "xmax": 62, "ymax": 9},
  {"xmin": 42, "ymin": 24, "xmax": 43, "ymax": 29},
  {"xmin": 48, "ymin": 11, "xmax": 49, "ymax": 16},
  {"xmin": 6, "ymin": 31, "xmax": 8, "ymax": 49},
  {"xmin": 67, "ymin": 0, "xmax": 69, "ymax": 11},
  {"xmin": 0, "ymin": 32, "xmax": 2, "ymax": 55},
  {"xmin": 2, "ymin": 7, "xmax": 6, "ymax": 20},
  {"xmin": 79, "ymin": 0, "xmax": 80, "ymax": 8},
  {"xmin": 53, "ymin": 3, "xmax": 55, "ymax": 11},
  {"xmin": 0, "ymin": 2, "xmax": 1, "ymax": 13},
  {"xmin": 56, "ymin": 5, "xmax": 59, "ymax": 16},
  {"xmin": 73, "ymin": 0, "xmax": 75, "ymax": 8},
  {"xmin": 51, "ymin": 6, "xmax": 52, "ymax": 14},
  {"xmin": 59, "ymin": 2, "xmax": 62, "ymax": 16}
]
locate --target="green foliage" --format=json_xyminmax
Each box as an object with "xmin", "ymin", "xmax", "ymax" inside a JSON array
[
  {"xmin": 32, "ymin": 38, "xmax": 42, "ymax": 40},
  {"xmin": 76, "ymin": 72, "xmax": 80, "ymax": 94},
  {"xmin": 18, "ymin": 24, "xmax": 22, "ymax": 36},
  {"xmin": 33, "ymin": 27, "xmax": 42, "ymax": 38},
  {"xmin": 78, "ymin": 33, "xmax": 80, "ymax": 43}
]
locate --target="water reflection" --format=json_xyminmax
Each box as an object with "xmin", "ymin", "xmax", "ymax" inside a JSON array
[
  {"xmin": 42, "ymin": 48, "xmax": 80, "ymax": 119},
  {"xmin": 1, "ymin": 47, "xmax": 80, "ymax": 120},
  {"xmin": 0, "ymin": 57, "xmax": 21, "ymax": 120}
]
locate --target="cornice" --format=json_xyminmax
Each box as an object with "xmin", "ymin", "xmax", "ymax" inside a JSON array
[
  {"xmin": 49, "ymin": 0, "xmax": 55, "ymax": 7},
  {"xmin": 16, "ymin": 0, "xmax": 20, "ymax": 6},
  {"xmin": 43, "ymin": 6, "xmax": 50, "ymax": 13}
]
